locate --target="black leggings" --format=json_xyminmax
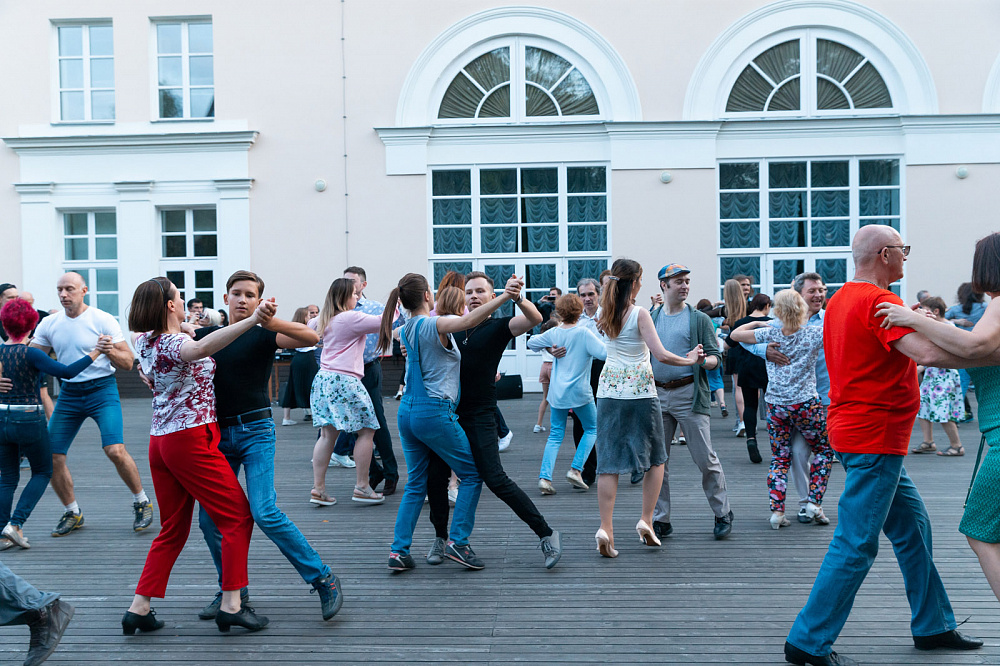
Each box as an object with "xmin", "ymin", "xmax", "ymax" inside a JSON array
[{"xmin": 742, "ymin": 386, "xmax": 762, "ymax": 441}]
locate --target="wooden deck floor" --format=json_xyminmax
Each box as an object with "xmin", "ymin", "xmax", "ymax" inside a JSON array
[{"xmin": 1, "ymin": 394, "xmax": 997, "ymax": 665}]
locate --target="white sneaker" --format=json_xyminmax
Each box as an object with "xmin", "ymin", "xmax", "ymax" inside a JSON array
[
  {"xmin": 533, "ymin": 425, "xmax": 546, "ymax": 433},
  {"xmin": 538, "ymin": 479, "xmax": 556, "ymax": 495},
  {"xmin": 806, "ymin": 502, "xmax": 830, "ymax": 525},
  {"xmin": 769, "ymin": 512, "xmax": 790, "ymax": 530},
  {"xmin": 736, "ymin": 422, "xmax": 746, "ymax": 437},
  {"xmin": 498, "ymin": 432, "xmax": 513, "ymax": 451},
  {"xmin": 330, "ymin": 453, "xmax": 356, "ymax": 468},
  {"xmin": 281, "ymin": 419, "xmax": 297, "ymax": 426},
  {"xmin": 447, "ymin": 487, "xmax": 458, "ymax": 507}
]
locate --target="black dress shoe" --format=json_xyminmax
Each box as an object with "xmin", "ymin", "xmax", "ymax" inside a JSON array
[
  {"xmin": 913, "ymin": 629, "xmax": 983, "ymax": 651},
  {"xmin": 784, "ymin": 641, "xmax": 857, "ymax": 665},
  {"xmin": 713, "ymin": 510, "xmax": 734, "ymax": 540},
  {"xmin": 25, "ymin": 599, "xmax": 74, "ymax": 666},
  {"xmin": 630, "ymin": 470, "xmax": 645, "ymax": 485},
  {"xmin": 382, "ymin": 478, "xmax": 397, "ymax": 496},
  {"xmin": 747, "ymin": 438, "xmax": 762, "ymax": 464},
  {"xmin": 653, "ymin": 521, "xmax": 673, "ymax": 539},
  {"xmin": 121, "ymin": 609, "xmax": 165, "ymax": 635},
  {"xmin": 215, "ymin": 605, "xmax": 269, "ymax": 633}
]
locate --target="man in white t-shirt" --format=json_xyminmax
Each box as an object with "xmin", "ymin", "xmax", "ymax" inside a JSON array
[{"xmin": 30, "ymin": 272, "xmax": 152, "ymax": 536}]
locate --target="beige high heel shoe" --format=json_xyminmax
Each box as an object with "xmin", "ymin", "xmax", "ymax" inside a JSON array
[
  {"xmin": 595, "ymin": 528, "xmax": 618, "ymax": 558},
  {"xmin": 635, "ymin": 520, "xmax": 661, "ymax": 547}
]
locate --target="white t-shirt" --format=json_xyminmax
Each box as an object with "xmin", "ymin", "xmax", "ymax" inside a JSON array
[{"xmin": 33, "ymin": 306, "xmax": 126, "ymax": 383}]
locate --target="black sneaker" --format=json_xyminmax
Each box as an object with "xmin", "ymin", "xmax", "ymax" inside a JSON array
[
  {"xmin": 133, "ymin": 501, "xmax": 154, "ymax": 531},
  {"xmin": 310, "ymin": 574, "xmax": 344, "ymax": 620},
  {"xmin": 713, "ymin": 510, "xmax": 734, "ymax": 540},
  {"xmin": 653, "ymin": 521, "xmax": 673, "ymax": 540},
  {"xmin": 388, "ymin": 552, "xmax": 415, "ymax": 572},
  {"xmin": 747, "ymin": 438, "xmax": 762, "ymax": 464},
  {"xmin": 426, "ymin": 537, "xmax": 446, "ymax": 565},
  {"xmin": 444, "ymin": 541, "xmax": 485, "ymax": 570},
  {"xmin": 51, "ymin": 511, "xmax": 83, "ymax": 537},
  {"xmin": 25, "ymin": 599, "xmax": 74, "ymax": 665},
  {"xmin": 198, "ymin": 589, "xmax": 250, "ymax": 621},
  {"xmin": 539, "ymin": 531, "xmax": 562, "ymax": 570},
  {"xmin": 797, "ymin": 507, "xmax": 813, "ymax": 524}
]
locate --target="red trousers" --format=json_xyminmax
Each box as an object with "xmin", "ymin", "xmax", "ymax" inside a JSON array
[{"xmin": 135, "ymin": 423, "xmax": 253, "ymax": 598}]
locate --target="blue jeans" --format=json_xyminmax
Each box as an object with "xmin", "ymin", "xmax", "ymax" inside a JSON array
[
  {"xmin": 0, "ymin": 411, "xmax": 53, "ymax": 528},
  {"xmin": 786, "ymin": 452, "xmax": 956, "ymax": 656},
  {"xmin": 0, "ymin": 560, "xmax": 58, "ymax": 626},
  {"xmin": 540, "ymin": 402, "xmax": 597, "ymax": 481},
  {"xmin": 199, "ymin": 418, "xmax": 329, "ymax": 586},
  {"xmin": 391, "ymin": 396, "xmax": 482, "ymax": 555},
  {"xmin": 48, "ymin": 375, "xmax": 124, "ymax": 453}
]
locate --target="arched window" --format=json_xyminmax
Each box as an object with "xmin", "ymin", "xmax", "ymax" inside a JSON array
[
  {"xmin": 438, "ymin": 40, "xmax": 600, "ymax": 121},
  {"xmin": 726, "ymin": 34, "xmax": 892, "ymax": 115}
]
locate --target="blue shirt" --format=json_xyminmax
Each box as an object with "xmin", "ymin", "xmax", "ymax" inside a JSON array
[
  {"xmin": 945, "ymin": 302, "xmax": 987, "ymax": 331},
  {"xmin": 742, "ymin": 310, "xmax": 830, "ymax": 406},
  {"xmin": 355, "ymin": 297, "xmax": 403, "ymax": 364},
  {"xmin": 527, "ymin": 325, "xmax": 607, "ymax": 409}
]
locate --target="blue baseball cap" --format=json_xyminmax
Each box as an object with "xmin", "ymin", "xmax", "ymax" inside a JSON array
[{"xmin": 657, "ymin": 264, "xmax": 690, "ymax": 281}]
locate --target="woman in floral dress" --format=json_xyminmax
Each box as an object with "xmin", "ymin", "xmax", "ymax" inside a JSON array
[{"xmin": 912, "ymin": 297, "xmax": 966, "ymax": 455}]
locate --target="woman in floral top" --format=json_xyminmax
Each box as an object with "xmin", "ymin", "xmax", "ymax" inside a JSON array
[
  {"xmin": 912, "ymin": 297, "xmax": 965, "ymax": 455},
  {"xmin": 122, "ymin": 277, "xmax": 275, "ymax": 636},
  {"xmin": 594, "ymin": 259, "xmax": 703, "ymax": 558}
]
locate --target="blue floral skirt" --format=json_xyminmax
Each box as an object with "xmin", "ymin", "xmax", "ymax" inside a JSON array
[{"xmin": 310, "ymin": 370, "xmax": 380, "ymax": 433}]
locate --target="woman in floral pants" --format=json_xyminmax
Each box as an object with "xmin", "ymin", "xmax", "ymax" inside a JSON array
[{"xmin": 729, "ymin": 289, "xmax": 834, "ymax": 529}]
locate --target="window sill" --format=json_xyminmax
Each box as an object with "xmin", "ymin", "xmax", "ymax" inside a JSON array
[
  {"xmin": 151, "ymin": 118, "xmax": 215, "ymax": 124},
  {"xmin": 51, "ymin": 121, "xmax": 116, "ymax": 126}
]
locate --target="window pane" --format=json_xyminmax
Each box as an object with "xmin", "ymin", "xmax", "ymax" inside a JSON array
[
  {"xmin": 720, "ymin": 256, "xmax": 760, "ymax": 283},
  {"xmin": 64, "ymin": 213, "xmax": 88, "ymax": 236},
  {"xmin": 719, "ymin": 221, "xmax": 760, "ymax": 248},
  {"xmin": 96, "ymin": 268, "xmax": 117, "ymax": 291},
  {"xmin": 719, "ymin": 192, "xmax": 759, "ymax": 219},
  {"xmin": 58, "ymin": 27, "xmax": 83, "ymax": 56},
  {"xmin": 433, "ymin": 227, "xmax": 471, "ymax": 254},
  {"xmin": 162, "ymin": 210, "xmax": 186, "ymax": 232},
  {"xmin": 811, "ymin": 219, "xmax": 850, "ymax": 247},
  {"xmin": 60, "ymin": 92, "xmax": 84, "ymax": 120},
  {"xmin": 463, "ymin": 47, "xmax": 509, "ymax": 91},
  {"xmin": 568, "ymin": 259, "xmax": 607, "ymax": 287},
  {"xmin": 438, "ymin": 73, "xmax": 484, "ymax": 119},
  {"xmin": 811, "ymin": 190, "xmax": 849, "ymax": 217},
  {"xmin": 844, "ymin": 62, "xmax": 891, "ymax": 109},
  {"xmin": 166, "ymin": 270, "xmax": 185, "ymax": 289},
  {"xmin": 157, "ymin": 24, "xmax": 182, "ymax": 53},
  {"xmin": 95, "ymin": 237, "xmax": 117, "ymax": 260},
  {"xmin": 91, "ymin": 91, "xmax": 115, "ymax": 120},
  {"xmin": 59, "ymin": 59, "xmax": 83, "ymax": 88},
  {"xmin": 522, "ymin": 225, "xmax": 559, "ymax": 252},
  {"xmin": 815, "ymin": 258, "xmax": 847, "ymax": 284},
  {"xmin": 481, "ymin": 226, "xmax": 517, "ymax": 253},
  {"xmin": 65, "ymin": 238, "xmax": 88, "ymax": 260},
  {"xmin": 567, "ymin": 196, "xmax": 606, "ymax": 222},
  {"xmin": 860, "ymin": 189, "xmax": 900, "ymax": 216},
  {"xmin": 726, "ymin": 65, "xmax": 771, "ymax": 112},
  {"xmin": 860, "ymin": 159, "xmax": 899, "ymax": 186},
  {"xmin": 190, "ymin": 56, "xmax": 213, "ymax": 85},
  {"xmin": 769, "ymin": 162, "xmax": 807, "ymax": 188},
  {"xmin": 189, "ymin": 88, "xmax": 214, "ymax": 118},
  {"xmin": 817, "ymin": 39, "xmax": 863, "ymax": 82},
  {"xmin": 754, "ymin": 40, "xmax": 800, "ymax": 84},
  {"xmin": 773, "ymin": 259, "xmax": 805, "ymax": 286},
  {"xmin": 551, "ymin": 68, "xmax": 599, "ymax": 116},
  {"xmin": 163, "ymin": 235, "xmax": 186, "ymax": 257},
  {"xmin": 193, "ymin": 234, "xmax": 217, "ymax": 257},
  {"xmin": 476, "ymin": 84, "xmax": 510, "ymax": 118},
  {"xmin": 769, "ymin": 220, "xmax": 807, "ymax": 247},
  {"xmin": 432, "ymin": 170, "xmax": 470, "ymax": 196},
  {"xmin": 188, "ymin": 23, "xmax": 213, "ymax": 53},
  {"xmin": 91, "ymin": 58, "xmax": 114, "ymax": 88},
  {"xmin": 525, "ymin": 47, "xmax": 571, "ymax": 89},
  {"xmin": 769, "ymin": 191, "xmax": 806, "ymax": 218},
  {"xmin": 522, "ymin": 197, "xmax": 557, "ymax": 224},
  {"xmin": 811, "ymin": 161, "xmax": 849, "ymax": 188},
  {"xmin": 89, "ymin": 25, "xmax": 114, "ymax": 56},
  {"xmin": 480, "ymin": 198, "xmax": 516, "ymax": 225},
  {"xmin": 719, "ymin": 163, "xmax": 759, "ymax": 190},
  {"xmin": 520, "ymin": 168, "xmax": 557, "ymax": 194},
  {"xmin": 568, "ymin": 167, "xmax": 606, "ymax": 193},
  {"xmin": 433, "ymin": 199, "xmax": 471, "ymax": 226},
  {"xmin": 568, "ymin": 224, "xmax": 607, "ymax": 252},
  {"xmin": 480, "ymin": 169, "xmax": 516, "ymax": 196},
  {"xmin": 525, "ymin": 85, "xmax": 558, "ymax": 117},
  {"xmin": 434, "ymin": 262, "xmax": 474, "ymax": 287},
  {"xmin": 859, "ymin": 218, "xmax": 900, "ymax": 231},
  {"xmin": 193, "ymin": 209, "xmax": 217, "ymax": 231},
  {"xmin": 767, "ymin": 78, "xmax": 800, "ymax": 111},
  {"xmin": 195, "ymin": 292, "xmax": 214, "ymax": 309},
  {"xmin": 526, "ymin": 264, "xmax": 556, "ymax": 290},
  {"xmin": 159, "ymin": 89, "xmax": 183, "ymax": 118},
  {"xmin": 817, "ymin": 78, "xmax": 850, "ymax": 110},
  {"xmin": 96, "ymin": 293, "xmax": 118, "ymax": 316},
  {"xmin": 158, "ymin": 57, "xmax": 182, "ymax": 86},
  {"xmin": 195, "ymin": 270, "xmax": 213, "ymax": 288}
]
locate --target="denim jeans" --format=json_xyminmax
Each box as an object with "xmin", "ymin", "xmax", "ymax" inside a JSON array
[
  {"xmin": 48, "ymin": 375, "xmax": 124, "ymax": 452},
  {"xmin": 786, "ymin": 452, "xmax": 956, "ymax": 656},
  {"xmin": 0, "ymin": 560, "xmax": 58, "ymax": 626},
  {"xmin": 540, "ymin": 402, "xmax": 596, "ymax": 481},
  {"xmin": 392, "ymin": 396, "xmax": 482, "ymax": 555},
  {"xmin": 0, "ymin": 410, "xmax": 53, "ymax": 528},
  {"xmin": 199, "ymin": 418, "xmax": 329, "ymax": 586}
]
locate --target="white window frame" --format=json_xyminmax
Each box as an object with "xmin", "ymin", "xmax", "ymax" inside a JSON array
[
  {"xmin": 60, "ymin": 209, "xmax": 120, "ymax": 315},
  {"xmin": 51, "ymin": 21, "xmax": 115, "ymax": 123},
  {"xmin": 159, "ymin": 207, "xmax": 219, "ymax": 307},
  {"xmin": 150, "ymin": 17, "xmax": 214, "ymax": 121}
]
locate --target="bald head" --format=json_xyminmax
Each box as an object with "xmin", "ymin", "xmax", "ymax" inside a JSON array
[
  {"xmin": 852, "ymin": 225, "xmax": 900, "ymax": 269},
  {"xmin": 56, "ymin": 272, "xmax": 88, "ymax": 315},
  {"xmin": 20, "ymin": 291, "xmax": 34, "ymax": 305}
]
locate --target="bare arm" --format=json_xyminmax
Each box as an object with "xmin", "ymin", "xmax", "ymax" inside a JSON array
[
  {"xmin": 436, "ymin": 276, "xmax": 519, "ymax": 335},
  {"xmin": 892, "ymin": 331, "xmax": 1000, "ymax": 369},
  {"xmin": 877, "ymin": 300, "xmax": 1000, "ymax": 360},
  {"xmin": 104, "ymin": 340, "xmax": 134, "ymax": 371},
  {"xmin": 269, "ymin": 319, "xmax": 320, "ymax": 349},
  {"xmin": 179, "ymin": 300, "xmax": 276, "ymax": 362},
  {"xmin": 728, "ymin": 320, "xmax": 769, "ymax": 344},
  {"xmin": 635, "ymin": 307, "xmax": 702, "ymax": 366},
  {"xmin": 508, "ymin": 298, "xmax": 543, "ymax": 337}
]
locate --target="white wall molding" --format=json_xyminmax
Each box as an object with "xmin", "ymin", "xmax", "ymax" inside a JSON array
[
  {"xmin": 4, "ymin": 130, "xmax": 258, "ymax": 155},
  {"xmin": 114, "ymin": 180, "xmax": 154, "ymax": 193},
  {"xmin": 13, "ymin": 182, "xmax": 55, "ymax": 195}
]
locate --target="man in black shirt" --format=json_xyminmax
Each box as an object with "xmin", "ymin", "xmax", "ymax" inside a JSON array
[
  {"xmin": 193, "ymin": 270, "xmax": 343, "ymax": 621},
  {"xmin": 426, "ymin": 272, "xmax": 562, "ymax": 569}
]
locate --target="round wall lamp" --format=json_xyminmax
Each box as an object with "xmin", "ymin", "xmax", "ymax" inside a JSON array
[
  {"xmin": 956, "ymin": 166, "xmax": 969, "ymax": 179},
  {"xmin": 315, "ymin": 179, "xmax": 328, "ymax": 192},
  {"xmin": 659, "ymin": 171, "xmax": 673, "ymax": 184}
]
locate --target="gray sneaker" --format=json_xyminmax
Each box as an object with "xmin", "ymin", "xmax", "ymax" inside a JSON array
[
  {"xmin": 540, "ymin": 531, "xmax": 562, "ymax": 569},
  {"xmin": 427, "ymin": 537, "xmax": 446, "ymax": 565},
  {"xmin": 133, "ymin": 501, "xmax": 154, "ymax": 532}
]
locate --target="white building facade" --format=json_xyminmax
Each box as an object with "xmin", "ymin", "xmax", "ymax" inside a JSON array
[{"xmin": 2, "ymin": 0, "xmax": 998, "ymax": 390}]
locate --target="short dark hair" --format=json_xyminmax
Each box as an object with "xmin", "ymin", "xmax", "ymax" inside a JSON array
[
  {"xmin": 344, "ymin": 266, "xmax": 367, "ymax": 281},
  {"xmin": 465, "ymin": 271, "xmax": 493, "ymax": 289},
  {"xmin": 0, "ymin": 298, "xmax": 38, "ymax": 340},
  {"xmin": 922, "ymin": 296, "xmax": 947, "ymax": 317},
  {"xmin": 972, "ymin": 233, "xmax": 1000, "ymax": 294},
  {"xmin": 749, "ymin": 293, "xmax": 772, "ymax": 312},
  {"xmin": 186, "ymin": 298, "xmax": 202, "ymax": 309},
  {"xmin": 226, "ymin": 270, "xmax": 265, "ymax": 296},
  {"xmin": 732, "ymin": 274, "xmax": 751, "ymax": 284},
  {"xmin": 128, "ymin": 277, "xmax": 173, "ymax": 334},
  {"xmin": 695, "ymin": 298, "xmax": 713, "ymax": 311},
  {"xmin": 0, "ymin": 283, "xmax": 16, "ymax": 296},
  {"xmin": 550, "ymin": 287, "xmax": 563, "ymax": 295}
]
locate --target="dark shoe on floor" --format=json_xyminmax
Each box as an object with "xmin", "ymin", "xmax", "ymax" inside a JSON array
[
  {"xmin": 445, "ymin": 541, "xmax": 485, "ymax": 570},
  {"xmin": 582, "ymin": 475, "xmax": 596, "ymax": 487},
  {"xmin": 713, "ymin": 510, "xmax": 734, "ymax": 540},
  {"xmin": 132, "ymin": 500, "xmax": 154, "ymax": 532},
  {"xmin": 310, "ymin": 574, "xmax": 344, "ymax": 620},
  {"xmin": 215, "ymin": 605, "xmax": 269, "ymax": 633},
  {"xmin": 784, "ymin": 641, "xmax": 857, "ymax": 666},
  {"xmin": 653, "ymin": 521, "xmax": 673, "ymax": 540},
  {"xmin": 51, "ymin": 511, "xmax": 83, "ymax": 537},
  {"xmin": 797, "ymin": 507, "xmax": 813, "ymax": 524},
  {"xmin": 747, "ymin": 438, "xmax": 762, "ymax": 464},
  {"xmin": 25, "ymin": 599, "xmax": 74, "ymax": 666},
  {"xmin": 382, "ymin": 478, "xmax": 398, "ymax": 496},
  {"xmin": 426, "ymin": 537, "xmax": 446, "ymax": 565},
  {"xmin": 388, "ymin": 551, "xmax": 416, "ymax": 572},
  {"xmin": 913, "ymin": 629, "xmax": 983, "ymax": 651},
  {"xmin": 122, "ymin": 609, "xmax": 165, "ymax": 635},
  {"xmin": 369, "ymin": 468, "xmax": 385, "ymax": 492},
  {"xmin": 721, "ymin": 406, "xmax": 729, "ymax": 418},
  {"xmin": 199, "ymin": 589, "xmax": 250, "ymax": 620},
  {"xmin": 540, "ymin": 531, "xmax": 562, "ymax": 570},
  {"xmin": 630, "ymin": 470, "xmax": 645, "ymax": 485}
]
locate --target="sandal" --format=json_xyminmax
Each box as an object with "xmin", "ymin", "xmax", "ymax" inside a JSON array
[
  {"xmin": 310, "ymin": 489, "xmax": 336, "ymax": 506},
  {"xmin": 352, "ymin": 485, "xmax": 385, "ymax": 505},
  {"xmin": 936, "ymin": 446, "xmax": 965, "ymax": 457},
  {"xmin": 910, "ymin": 441, "xmax": 937, "ymax": 454}
]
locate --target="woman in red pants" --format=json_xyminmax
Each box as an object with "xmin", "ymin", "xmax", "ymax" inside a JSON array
[{"xmin": 121, "ymin": 277, "xmax": 274, "ymax": 635}]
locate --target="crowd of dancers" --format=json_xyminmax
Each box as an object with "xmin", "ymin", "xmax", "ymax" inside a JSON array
[{"xmin": 2, "ymin": 226, "xmax": 1000, "ymax": 666}]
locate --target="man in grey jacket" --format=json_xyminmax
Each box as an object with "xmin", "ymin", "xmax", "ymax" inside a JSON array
[{"xmin": 650, "ymin": 264, "xmax": 733, "ymax": 540}]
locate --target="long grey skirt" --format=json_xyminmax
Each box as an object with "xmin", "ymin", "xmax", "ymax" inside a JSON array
[{"xmin": 595, "ymin": 397, "xmax": 667, "ymax": 475}]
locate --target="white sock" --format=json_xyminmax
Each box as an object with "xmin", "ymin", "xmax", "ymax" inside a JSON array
[
  {"xmin": 133, "ymin": 491, "xmax": 149, "ymax": 504},
  {"xmin": 65, "ymin": 501, "xmax": 80, "ymax": 515}
]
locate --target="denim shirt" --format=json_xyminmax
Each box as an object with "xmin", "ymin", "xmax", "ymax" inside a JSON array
[
  {"xmin": 355, "ymin": 297, "xmax": 403, "ymax": 364},
  {"xmin": 742, "ymin": 309, "xmax": 829, "ymax": 406}
]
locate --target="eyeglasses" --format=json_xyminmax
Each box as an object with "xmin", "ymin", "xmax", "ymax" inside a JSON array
[{"xmin": 878, "ymin": 245, "xmax": 910, "ymax": 257}]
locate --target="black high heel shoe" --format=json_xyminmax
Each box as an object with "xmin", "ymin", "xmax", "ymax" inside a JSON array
[
  {"xmin": 121, "ymin": 609, "xmax": 165, "ymax": 635},
  {"xmin": 215, "ymin": 605, "xmax": 269, "ymax": 633}
]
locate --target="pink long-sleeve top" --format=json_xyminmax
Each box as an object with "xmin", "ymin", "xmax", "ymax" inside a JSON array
[{"xmin": 310, "ymin": 311, "xmax": 383, "ymax": 379}]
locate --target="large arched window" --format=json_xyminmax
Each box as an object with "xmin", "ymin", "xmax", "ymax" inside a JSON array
[
  {"xmin": 725, "ymin": 32, "xmax": 892, "ymax": 115},
  {"xmin": 438, "ymin": 39, "xmax": 601, "ymax": 121}
]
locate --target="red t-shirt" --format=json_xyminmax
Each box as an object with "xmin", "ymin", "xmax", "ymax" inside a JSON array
[{"xmin": 824, "ymin": 282, "xmax": 918, "ymax": 455}]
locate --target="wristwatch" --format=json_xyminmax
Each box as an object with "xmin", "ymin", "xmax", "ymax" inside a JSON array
[{"xmin": 513, "ymin": 294, "xmax": 523, "ymax": 305}]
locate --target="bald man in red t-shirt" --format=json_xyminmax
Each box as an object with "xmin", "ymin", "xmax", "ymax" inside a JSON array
[{"xmin": 783, "ymin": 226, "xmax": 984, "ymax": 666}]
